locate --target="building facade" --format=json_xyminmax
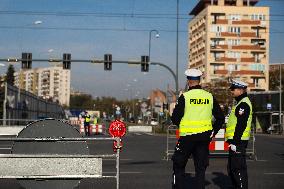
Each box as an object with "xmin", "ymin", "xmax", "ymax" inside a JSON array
[
  {"xmin": 14, "ymin": 66, "xmax": 70, "ymax": 106},
  {"xmin": 189, "ymin": 0, "xmax": 269, "ymax": 91}
]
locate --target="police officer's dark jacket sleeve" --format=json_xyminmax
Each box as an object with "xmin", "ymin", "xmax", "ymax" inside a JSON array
[
  {"xmin": 171, "ymin": 94, "xmax": 185, "ymax": 126},
  {"xmin": 212, "ymin": 97, "xmax": 225, "ymax": 137},
  {"xmin": 232, "ymin": 101, "xmax": 250, "ymax": 145}
]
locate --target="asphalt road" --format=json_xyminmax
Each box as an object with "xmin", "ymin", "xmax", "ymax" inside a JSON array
[{"xmin": 0, "ymin": 133, "xmax": 283, "ymax": 189}]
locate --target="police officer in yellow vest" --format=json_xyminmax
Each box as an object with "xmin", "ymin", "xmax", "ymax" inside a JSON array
[
  {"xmin": 83, "ymin": 111, "xmax": 91, "ymax": 136},
  {"xmin": 226, "ymin": 80, "xmax": 252, "ymax": 189},
  {"xmin": 171, "ymin": 69, "xmax": 225, "ymax": 189}
]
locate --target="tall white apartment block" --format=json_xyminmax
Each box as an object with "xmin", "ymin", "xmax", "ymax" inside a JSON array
[{"xmin": 14, "ymin": 66, "xmax": 71, "ymax": 106}]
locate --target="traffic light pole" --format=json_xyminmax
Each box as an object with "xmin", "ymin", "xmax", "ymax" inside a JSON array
[{"xmin": 0, "ymin": 57, "xmax": 178, "ymax": 98}]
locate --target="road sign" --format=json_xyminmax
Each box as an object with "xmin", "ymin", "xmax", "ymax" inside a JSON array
[{"xmin": 108, "ymin": 120, "xmax": 126, "ymax": 138}]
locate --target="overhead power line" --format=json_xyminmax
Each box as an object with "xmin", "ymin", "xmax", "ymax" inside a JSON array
[
  {"xmin": 1, "ymin": 10, "xmax": 284, "ymax": 21},
  {"xmin": 1, "ymin": 25, "xmax": 284, "ymax": 34}
]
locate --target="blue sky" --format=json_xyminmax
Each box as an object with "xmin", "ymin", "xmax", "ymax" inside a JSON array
[{"xmin": 0, "ymin": 0, "xmax": 283, "ymax": 100}]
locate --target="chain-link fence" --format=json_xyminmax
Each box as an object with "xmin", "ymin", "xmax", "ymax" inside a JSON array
[{"xmin": 1, "ymin": 83, "xmax": 65, "ymax": 126}]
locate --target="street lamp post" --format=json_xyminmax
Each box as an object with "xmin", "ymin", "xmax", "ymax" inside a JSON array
[
  {"xmin": 148, "ymin": 30, "xmax": 159, "ymax": 62},
  {"xmin": 176, "ymin": 0, "xmax": 179, "ymax": 96},
  {"xmin": 280, "ymin": 63, "xmax": 283, "ymax": 134}
]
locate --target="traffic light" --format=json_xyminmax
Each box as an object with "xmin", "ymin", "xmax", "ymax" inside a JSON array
[
  {"xmin": 163, "ymin": 103, "xmax": 169, "ymax": 111},
  {"xmin": 63, "ymin": 53, "xmax": 71, "ymax": 70},
  {"xmin": 141, "ymin": 55, "xmax": 149, "ymax": 72},
  {"xmin": 104, "ymin": 54, "xmax": 112, "ymax": 71},
  {"xmin": 21, "ymin": 53, "xmax": 32, "ymax": 69}
]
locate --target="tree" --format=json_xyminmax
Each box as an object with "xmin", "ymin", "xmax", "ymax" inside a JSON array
[
  {"xmin": 70, "ymin": 94, "xmax": 94, "ymax": 109},
  {"xmin": 269, "ymin": 68, "xmax": 284, "ymax": 91},
  {"xmin": 204, "ymin": 79, "xmax": 233, "ymax": 115},
  {"xmin": 5, "ymin": 65, "xmax": 15, "ymax": 86}
]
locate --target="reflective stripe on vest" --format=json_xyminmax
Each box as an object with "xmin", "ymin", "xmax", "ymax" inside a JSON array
[
  {"xmin": 225, "ymin": 97, "xmax": 252, "ymax": 141},
  {"xmin": 179, "ymin": 89, "xmax": 213, "ymax": 136}
]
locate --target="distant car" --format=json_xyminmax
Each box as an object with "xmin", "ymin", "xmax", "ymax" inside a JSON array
[
  {"xmin": 129, "ymin": 117, "xmax": 135, "ymax": 123},
  {"xmin": 150, "ymin": 118, "xmax": 158, "ymax": 126}
]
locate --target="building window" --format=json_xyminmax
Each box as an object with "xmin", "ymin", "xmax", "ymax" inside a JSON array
[
  {"xmin": 228, "ymin": 27, "xmax": 241, "ymax": 34},
  {"xmin": 211, "ymin": 25, "xmax": 225, "ymax": 32},
  {"xmin": 250, "ymin": 64, "xmax": 265, "ymax": 71},
  {"xmin": 228, "ymin": 39, "xmax": 241, "ymax": 46},
  {"xmin": 253, "ymin": 78, "xmax": 259, "ymax": 87},
  {"xmin": 227, "ymin": 51, "xmax": 241, "ymax": 58},
  {"xmin": 251, "ymin": 14, "xmax": 265, "ymax": 21},
  {"xmin": 228, "ymin": 64, "xmax": 240, "ymax": 71},
  {"xmin": 229, "ymin": 14, "xmax": 241, "ymax": 21}
]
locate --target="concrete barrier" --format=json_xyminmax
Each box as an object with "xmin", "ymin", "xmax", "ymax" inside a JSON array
[
  {"xmin": 0, "ymin": 126, "xmax": 25, "ymax": 135},
  {"xmin": 128, "ymin": 125, "xmax": 152, "ymax": 133},
  {"xmin": 0, "ymin": 155, "xmax": 102, "ymax": 179}
]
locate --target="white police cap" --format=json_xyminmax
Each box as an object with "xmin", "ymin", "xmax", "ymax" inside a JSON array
[
  {"xmin": 230, "ymin": 79, "xmax": 248, "ymax": 89},
  {"xmin": 184, "ymin": 69, "xmax": 202, "ymax": 80}
]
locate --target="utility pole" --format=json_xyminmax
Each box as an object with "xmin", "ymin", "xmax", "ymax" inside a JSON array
[
  {"xmin": 176, "ymin": 0, "xmax": 179, "ymax": 96},
  {"xmin": 3, "ymin": 82, "xmax": 7, "ymax": 126},
  {"xmin": 280, "ymin": 63, "xmax": 283, "ymax": 134}
]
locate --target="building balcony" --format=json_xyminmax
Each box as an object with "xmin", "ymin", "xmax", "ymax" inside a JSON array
[
  {"xmin": 240, "ymin": 32, "xmax": 257, "ymax": 38},
  {"xmin": 220, "ymin": 32, "xmax": 238, "ymax": 37},
  {"xmin": 214, "ymin": 70, "xmax": 228, "ymax": 75},
  {"xmin": 215, "ymin": 19, "xmax": 228, "ymax": 24},
  {"xmin": 191, "ymin": 60, "xmax": 204, "ymax": 68},
  {"xmin": 211, "ymin": 44, "xmax": 227, "ymax": 51},
  {"xmin": 213, "ymin": 70, "xmax": 265, "ymax": 77},
  {"xmin": 215, "ymin": 57, "xmax": 237, "ymax": 62},
  {"xmin": 232, "ymin": 20, "xmax": 261, "ymax": 25},
  {"xmin": 232, "ymin": 45, "xmax": 266, "ymax": 51},
  {"xmin": 231, "ymin": 70, "xmax": 264, "ymax": 76},
  {"xmin": 241, "ymin": 57, "xmax": 255, "ymax": 62},
  {"xmin": 198, "ymin": 23, "xmax": 205, "ymax": 29},
  {"xmin": 198, "ymin": 47, "xmax": 205, "ymax": 53}
]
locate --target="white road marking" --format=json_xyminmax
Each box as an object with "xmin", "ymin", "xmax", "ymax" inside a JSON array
[
  {"xmin": 247, "ymin": 159, "xmax": 268, "ymax": 162},
  {"xmin": 104, "ymin": 171, "xmax": 142, "ymax": 174},
  {"xmin": 264, "ymin": 173, "xmax": 284, "ymax": 175},
  {"xmin": 104, "ymin": 159, "xmax": 132, "ymax": 161},
  {"xmin": 0, "ymin": 147, "xmax": 11, "ymax": 150}
]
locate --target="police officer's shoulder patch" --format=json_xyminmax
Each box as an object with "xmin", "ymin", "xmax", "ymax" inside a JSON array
[{"xmin": 238, "ymin": 108, "xmax": 245, "ymax": 115}]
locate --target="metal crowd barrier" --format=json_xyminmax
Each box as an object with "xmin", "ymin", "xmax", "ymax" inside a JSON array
[
  {"xmin": 165, "ymin": 125, "xmax": 178, "ymax": 161},
  {"xmin": 246, "ymin": 130, "xmax": 257, "ymax": 160},
  {"xmin": 0, "ymin": 137, "xmax": 121, "ymax": 189},
  {"xmin": 165, "ymin": 125, "xmax": 257, "ymax": 161}
]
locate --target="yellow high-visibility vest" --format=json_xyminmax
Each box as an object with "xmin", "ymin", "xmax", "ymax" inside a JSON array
[
  {"xmin": 225, "ymin": 97, "xmax": 252, "ymax": 141},
  {"xmin": 85, "ymin": 115, "xmax": 90, "ymax": 122},
  {"xmin": 179, "ymin": 89, "xmax": 213, "ymax": 136}
]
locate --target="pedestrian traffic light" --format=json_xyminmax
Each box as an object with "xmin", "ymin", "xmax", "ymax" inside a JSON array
[
  {"xmin": 104, "ymin": 54, "xmax": 112, "ymax": 71},
  {"xmin": 21, "ymin": 53, "xmax": 32, "ymax": 69},
  {"xmin": 163, "ymin": 103, "xmax": 168, "ymax": 111},
  {"xmin": 141, "ymin": 55, "xmax": 149, "ymax": 72},
  {"xmin": 63, "ymin": 53, "xmax": 71, "ymax": 70}
]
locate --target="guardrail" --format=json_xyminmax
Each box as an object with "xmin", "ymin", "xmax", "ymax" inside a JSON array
[{"xmin": 0, "ymin": 137, "xmax": 121, "ymax": 189}]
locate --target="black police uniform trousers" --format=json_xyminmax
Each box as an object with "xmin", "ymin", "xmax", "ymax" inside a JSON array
[
  {"xmin": 84, "ymin": 122, "xmax": 90, "ymax": 136},
  {"xmin": 172, "ymin": 136, "xmax": 209, "ymax": 189},
  {"xmin": 227, "ymin": 142, "xmax": 248, "ymax": 189}
]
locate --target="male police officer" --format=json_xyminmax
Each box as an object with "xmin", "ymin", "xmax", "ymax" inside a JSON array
[
  {"xmin": 226, "ymin": 80, "xmax": 252, "ymax": 189},
  {"xmin": 171, "ymin": 69, "xmax": 225, "ymax": 189},
  {"xmin": 83, "ymin": 111, "xmax": 91, "ymax": 136}
]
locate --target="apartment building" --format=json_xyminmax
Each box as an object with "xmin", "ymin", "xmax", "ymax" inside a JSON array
[
  {"xmin": 189, "ymin": 0, "xmax": 269, "ymax": 91},
  {"xmin": 14, "ymin": 66, "xmax": 70, "ymax": 106}
]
